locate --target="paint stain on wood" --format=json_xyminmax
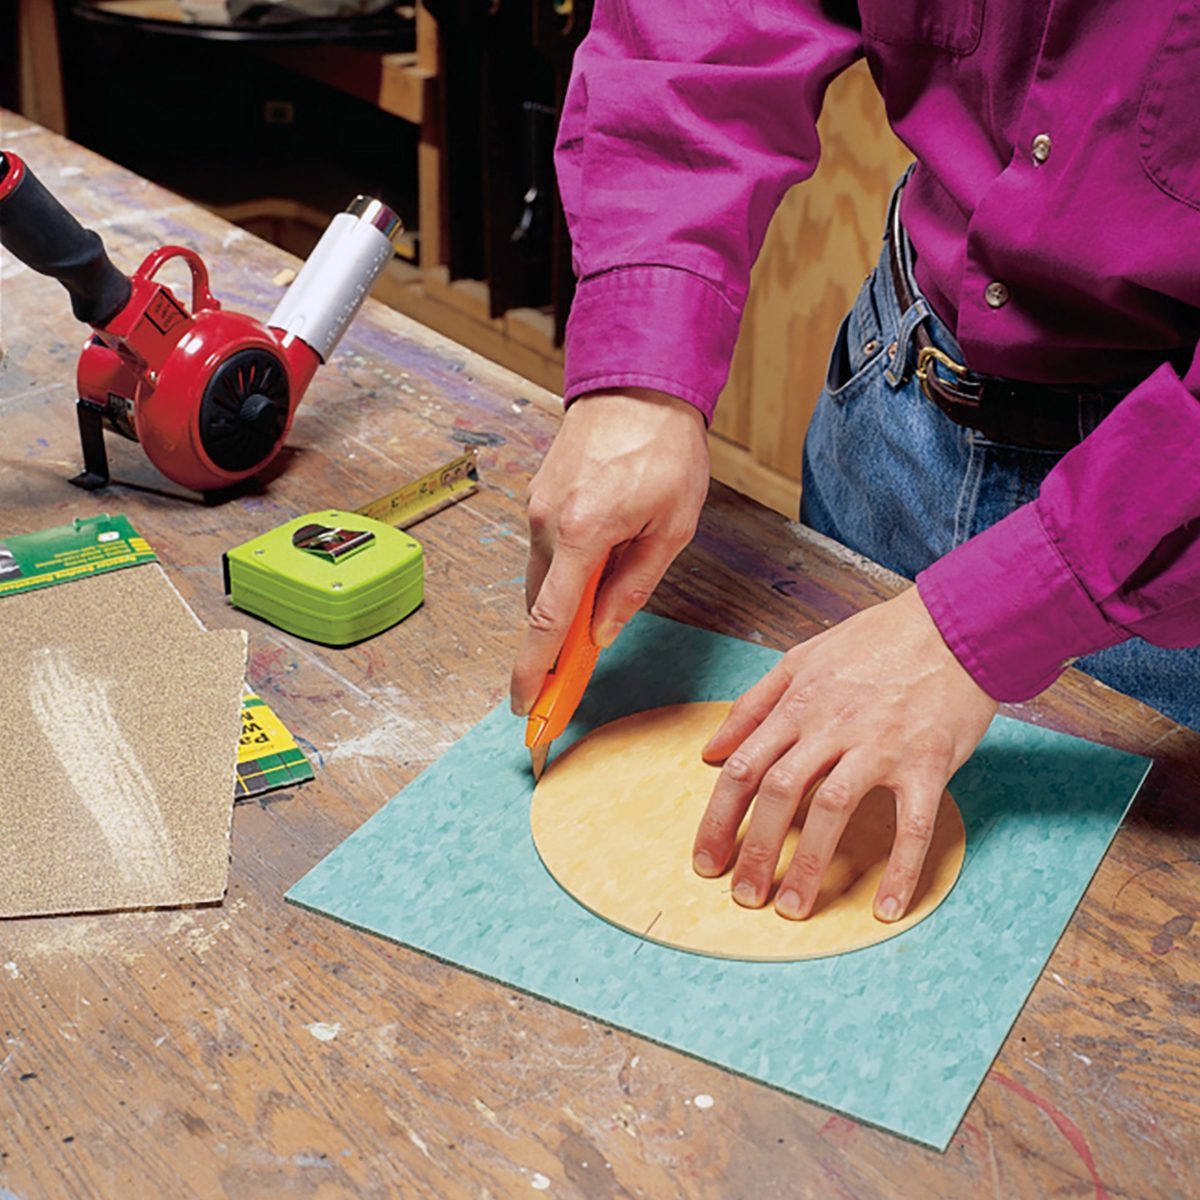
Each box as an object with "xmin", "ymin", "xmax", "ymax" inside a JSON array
[
  {"xmin": 991, "ymin": 1071, "xmax": 1110, "ymax": 1200},
  {"xmin": 1150, "ymin": 914, "xmax": 1193, "ymax": 956}
]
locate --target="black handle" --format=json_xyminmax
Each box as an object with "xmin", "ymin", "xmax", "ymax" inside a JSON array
[{"xmin": 0, "ymin": 152, "xmax": 131, "ymax": 327}]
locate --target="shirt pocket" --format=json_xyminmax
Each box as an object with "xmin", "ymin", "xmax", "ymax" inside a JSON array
[
  {"xmin": 1139, "ymin": 2, "xmax": 1200, "ymax": 211},
  {"xmin": 860, "ymin": 0, "xmax": 985, "ymax": 55}
]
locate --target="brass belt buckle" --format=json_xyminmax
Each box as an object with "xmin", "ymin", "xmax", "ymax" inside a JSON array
[{"xmin": 915, "ymin": 344, "xmax": 970, "ymax": 403}]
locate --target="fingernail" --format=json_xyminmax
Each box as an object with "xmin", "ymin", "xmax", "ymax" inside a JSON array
[
  {"xmin": 733, "ymin": 881, "xmax": 758, "ymax": 907},
  {"xmin": 878, "ymin": 897, "xmax": 901, "ymax": 921},
  {"xmin": 511, "ymin": 696, "xmax": 531, "ymax": 717},
  {"xmin": 776, "ymin": 889, "xmax": 802, "ymax": 918},
  {"xmin": 595, "ymin": 621, "xmax": 621, "ymax": 648},
  {"xmin": 693, "ymin": 851, "xmax": 716, "ymax": 876}
]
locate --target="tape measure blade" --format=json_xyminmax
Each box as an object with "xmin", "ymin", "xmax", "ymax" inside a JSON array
[{"xmin": 354, "ymin": 448, "xmax": 479, "ymax": 529}]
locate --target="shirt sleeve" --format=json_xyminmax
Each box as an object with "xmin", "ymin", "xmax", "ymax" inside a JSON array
[
  {"xmin": 556, "ymin": 1, "xmax": 864, "ymax": 423},
  {"xmin": 916, "ymin": 356, "xmax": 1200, "ymax": 702}
]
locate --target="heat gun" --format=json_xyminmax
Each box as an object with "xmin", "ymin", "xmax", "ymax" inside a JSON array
[{"xmin": 0, "ymin": 151, "xmax": 402, "ymax": 494}]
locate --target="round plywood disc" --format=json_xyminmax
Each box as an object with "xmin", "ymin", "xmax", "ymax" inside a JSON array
[{"xmin": 531, "ymin": 702, "xmax": 965, "ymax": 961}]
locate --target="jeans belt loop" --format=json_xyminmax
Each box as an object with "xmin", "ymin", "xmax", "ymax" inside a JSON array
[{"xmin": 884, "ymin": 296, "xmax": 931, "ymax": 388}]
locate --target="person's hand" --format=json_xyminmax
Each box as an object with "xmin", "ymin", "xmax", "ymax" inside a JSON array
[
  {"xmin": 511, "ymin": 388, "xmax": 710, "ymax": 715},
  {"xmin": 693, "ymin": 586, "xmax": 998, "ymax": 921}
]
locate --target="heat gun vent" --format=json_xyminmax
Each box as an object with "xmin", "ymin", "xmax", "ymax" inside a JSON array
[{"xmin": 198, "ymin": 348, "xmax": 290, "ymax": 473}]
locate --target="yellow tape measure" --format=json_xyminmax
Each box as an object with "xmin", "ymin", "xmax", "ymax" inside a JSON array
[{"xmin": 355, "ymin": 448, "xmax": 479, "ymax": 530}]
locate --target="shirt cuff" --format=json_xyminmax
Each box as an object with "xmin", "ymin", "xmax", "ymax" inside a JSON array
[
  {"xmin": 915, "ymin": 502, "xmax": 1126, "ymax": 702},
  {"xmin": 563, "ymin": 265, "xmax": 743, "ymax": 425}
]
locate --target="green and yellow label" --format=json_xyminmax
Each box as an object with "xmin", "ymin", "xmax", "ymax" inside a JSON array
[
  {"xmin": 0, "ymin": 514, "xmax": 158, "ymax": 598},
  {"xmin": 236, "ymin": 694, "xmax": 315, "ymax": 800}
]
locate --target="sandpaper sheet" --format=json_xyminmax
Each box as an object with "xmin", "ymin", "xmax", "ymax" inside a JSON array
[
  {"xmin": 287, "ymin": 611, "xmax": 1149, "ymax": 1149},
  {"xmin": 2, "ymin": 562, "xmax": 204, "ymax": 649},
  {"xmin": 0, "ymin": 567, "xmax": 247, "ymax": 916}
]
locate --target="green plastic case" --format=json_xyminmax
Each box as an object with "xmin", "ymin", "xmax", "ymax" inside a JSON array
[{"xmin": 224, "ymin": 510, "xmax": 424, "ymax": 646}]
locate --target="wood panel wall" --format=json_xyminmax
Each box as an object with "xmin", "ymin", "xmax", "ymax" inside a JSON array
[{"xmin": 709, "ymin": 61, "xmax": 913, "ymax": 517}]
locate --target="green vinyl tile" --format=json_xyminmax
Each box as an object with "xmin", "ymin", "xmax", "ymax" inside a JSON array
[{"xmin": 286, "ymin": 612, "xmax": 1149, "ymax": 1148}]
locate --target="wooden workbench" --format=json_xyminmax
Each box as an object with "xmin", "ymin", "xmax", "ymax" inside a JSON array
[{"xmin": 2, "ymin": 115, "xmax": 1198, "ymax": 1200}]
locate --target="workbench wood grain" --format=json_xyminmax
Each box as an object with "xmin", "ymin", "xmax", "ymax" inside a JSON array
[{"xmin": 1, "ymin": 113, "xmax": 1198, "ymax": 1200}]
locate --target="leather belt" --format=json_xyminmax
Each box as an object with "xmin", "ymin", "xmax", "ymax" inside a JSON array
[{"xmin": 886, "ymin": 210, "xmax": 1128, "ymax": 452}]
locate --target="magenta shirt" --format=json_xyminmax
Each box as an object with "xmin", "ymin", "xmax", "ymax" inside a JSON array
[{"xmin": 556, "ymin": 1, "xmax": 1200, "ymax": 703}]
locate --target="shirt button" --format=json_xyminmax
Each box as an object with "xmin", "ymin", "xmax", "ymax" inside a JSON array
[
  {"xmin": 985, "ymin": 280, "xmax": 1009, "ymax": 308},
  {"xmin": 1032, "ymin": 133, "xmax": 1052, "ymax": 164}
]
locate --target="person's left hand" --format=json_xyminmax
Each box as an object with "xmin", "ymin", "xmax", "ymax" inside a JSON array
[{"xmin": 692, "ymin": 586, "xmax": 998, "ymax": 922}]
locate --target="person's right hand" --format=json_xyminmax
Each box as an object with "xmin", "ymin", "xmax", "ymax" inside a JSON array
[{"xmin": 511, "ymin": 387, "xmax": 710, "ymax": 715}]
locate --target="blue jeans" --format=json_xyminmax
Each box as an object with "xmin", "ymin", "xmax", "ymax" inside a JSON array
[{"xmin": 800, "ymin": 199, "xmax": 1200, "ymax": 731}]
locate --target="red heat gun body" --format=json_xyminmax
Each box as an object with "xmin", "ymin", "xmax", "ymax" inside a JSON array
[{"xmin": 0, "ymin": 151, "xmax": 402, "ymax": 494}]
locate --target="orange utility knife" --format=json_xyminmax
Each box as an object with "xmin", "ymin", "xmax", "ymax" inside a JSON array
[{"xmin": 525, "ymin": 561, "xmax": 606, "ymax": 780}]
